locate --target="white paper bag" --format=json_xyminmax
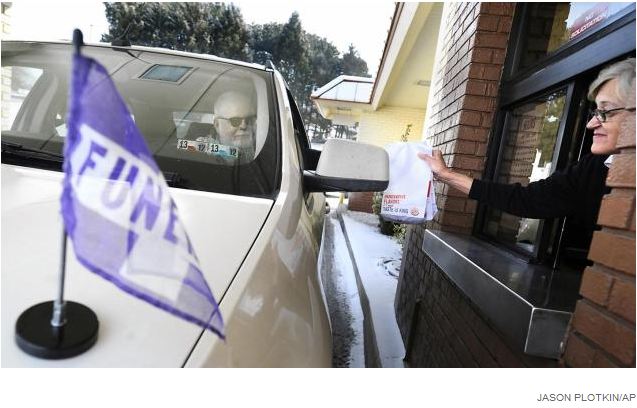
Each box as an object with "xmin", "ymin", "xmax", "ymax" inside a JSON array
[{"xmin": 380, "ymin": 141, "xmax": 437, "ymax": 224}]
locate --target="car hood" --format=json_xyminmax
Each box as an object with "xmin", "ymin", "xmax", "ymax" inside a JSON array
[{"xmin": 1, "ymin": 164, "xmax": 273, "ymax": 367}]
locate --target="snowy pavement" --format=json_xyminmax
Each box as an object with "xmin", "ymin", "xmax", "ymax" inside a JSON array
[
  {"xmin": 320, "ymin": 211, "xmax": 365, "ymax": 368},
  {"xmin": 320, "ymin": 193, "xmax": 405, "ymax": 368},
  {"xmin": 340, "ymin": 210, "xmax": 405, "ymax": 368}
]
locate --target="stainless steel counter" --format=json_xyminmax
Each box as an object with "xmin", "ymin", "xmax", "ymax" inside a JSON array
[{"xmin": 422, "ymin": 229, "xmax": 582, "ymax": 359}]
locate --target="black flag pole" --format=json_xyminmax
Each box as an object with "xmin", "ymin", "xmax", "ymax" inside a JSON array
[
  {"xmin": 73, "ymin": 27, "xmax": 84, "ymax": 54},
  {"xmin": 15, "ymin": 29, "xmax": 99, "ymax": 360}
]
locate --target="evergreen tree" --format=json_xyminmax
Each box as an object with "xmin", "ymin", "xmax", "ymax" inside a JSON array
[
  {"xmin": 306, "ymin": 34, "xmax": 341, "ymax": 87},
  {"xmin": 275, "ymin": 13, "xmax": 311, "ymax": 109},
  {"xmin": 247, "ymin": 22, "xmax": 282, "ymax": 65},
  {"xmin": 305, "ymin": 33, "xmax": 341, "ymax": 139},
  {"xmin": 339, "ymin": 44, "xmax": 369, "ymax": 77},
  {"xmin": 102, "ymin": 2, "xmax": 248, "ymax": 59}
]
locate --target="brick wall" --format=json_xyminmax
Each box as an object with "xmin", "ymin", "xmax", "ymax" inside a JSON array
[
  {"xmin": 348, "ymin": 191, "xmax": 375, "ymax": 213},
  {"xmin": 424, "ymin": 2, "xmax": 513, "ymax": 234},
  {"xmin": 562, "ymin": 86, "xmax": 636, "ymax": 368},
  {"xmin": 396, "ymin": 2, "xmax": 518, "ymax": 367}
]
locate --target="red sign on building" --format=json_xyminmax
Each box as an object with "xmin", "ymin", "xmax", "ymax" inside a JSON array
[{"xmin": 569, "ymin": 3, "xmax": 610, "ymax": 40}]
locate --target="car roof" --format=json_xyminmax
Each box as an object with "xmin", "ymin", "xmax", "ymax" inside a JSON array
[{"xmin": 3, "ymin": 39, "xmax": 270, "ymax": 72}]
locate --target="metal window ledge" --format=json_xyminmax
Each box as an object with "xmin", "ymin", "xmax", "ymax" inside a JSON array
[{"xmin": 422, "ymin": 229, "xmax": 582, "ymax": 359}]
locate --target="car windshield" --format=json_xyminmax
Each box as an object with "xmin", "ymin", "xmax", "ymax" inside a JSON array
[{"xmin": 1, "ymin": 42, "xmax": 280, "ymax": 198}]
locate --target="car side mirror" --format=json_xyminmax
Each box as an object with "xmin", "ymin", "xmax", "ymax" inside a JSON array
[{"xmin": 303, "ymin": 139, "xmax": 389, "ymax": 192}]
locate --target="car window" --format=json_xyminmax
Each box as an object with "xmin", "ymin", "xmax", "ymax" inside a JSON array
[
  {"xmin": 2, "ymin": 66, "xmax": 44, "ymax": 132},
  {"xmin": 1, "ymin": 42, "xmax": 280, "ymax": 199}
]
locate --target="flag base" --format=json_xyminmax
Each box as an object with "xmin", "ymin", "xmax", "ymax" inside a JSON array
[{"xmin": 15, "ymin": 301, "xmax": 99, "ymax": 359}]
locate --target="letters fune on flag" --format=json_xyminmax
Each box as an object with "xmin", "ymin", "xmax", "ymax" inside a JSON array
[{"xmin": 61, "ymin": 53, "xmax": 224, "ymax": 338}]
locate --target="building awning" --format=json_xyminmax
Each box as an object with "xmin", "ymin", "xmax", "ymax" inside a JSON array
[
  {"xmin": 311, "ymin": 75, "xmax": 374, "ymax": 103},
  {"xmin": 311, "ymin": 2, "xmax": 443, "ymax": 126},
  {"xmin": 310, "ymin": 75, "xmax": 374, "ymax": 125}
]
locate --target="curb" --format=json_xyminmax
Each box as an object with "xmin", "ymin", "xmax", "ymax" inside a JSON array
[{"xmin": 335, "ymin": 204, "xmax": 381, "ymax": 368}]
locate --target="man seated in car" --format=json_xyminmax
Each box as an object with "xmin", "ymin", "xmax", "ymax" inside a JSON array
[{"xmin": 195, "ymin": 90, "xmax": 257, "ymax": 163}]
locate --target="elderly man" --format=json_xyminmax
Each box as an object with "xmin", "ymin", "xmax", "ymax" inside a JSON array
[{"xmin": 212, "ymin": 90, "xmax": 257, "ymax": 162}]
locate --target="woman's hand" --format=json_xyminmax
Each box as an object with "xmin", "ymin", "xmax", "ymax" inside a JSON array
[
  {"xmin": 417, "ymin": 149, "xmax": 473, "ymax": 195},
  {"xmin": 418, "ymin": 150, "xmax": 450, "ymax": 180}
]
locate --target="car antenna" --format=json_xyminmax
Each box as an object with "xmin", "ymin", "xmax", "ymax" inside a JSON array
[
  {"xmin": 73, "ymin": 28, "xmax": 84, "ymax": 54},
  {"xmin": 111, "ymin": 22, "xmax": 132, "ymax": 47}
]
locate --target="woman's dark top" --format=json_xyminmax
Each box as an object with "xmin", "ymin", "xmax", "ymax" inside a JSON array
[{"xmin": 469, "ymin": 154, "xmax": 610, "ymax": 249}]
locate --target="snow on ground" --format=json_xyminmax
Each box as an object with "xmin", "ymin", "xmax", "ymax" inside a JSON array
[
  {"xmin": 319, "ymin": 193, "xmax": 364, "ymax": 367},
  {"xmin": 324, "ymin": 215, "xmax": 365, "ymax": 367},
  {"xmin": 340, "ymin": 210, "xmax": 406, "ymax": 367},
  {"xmin": 342, "ymin": 211, "xmax": 402, "ymax": 282}
]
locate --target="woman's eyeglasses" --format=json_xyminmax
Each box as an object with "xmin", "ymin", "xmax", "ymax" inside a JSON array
[
  {"xmin": 589, "ymin": 107, "xmax": 635, "ymax": 123},
  {"xmin": 217, "ymin": 116, "xmax": 256, "ymax": 127}
]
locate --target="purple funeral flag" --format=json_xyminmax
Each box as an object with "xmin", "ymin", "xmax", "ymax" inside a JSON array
[{"xmin": 61, "ymin": 52, "xmax": 224, "ymax": 339}]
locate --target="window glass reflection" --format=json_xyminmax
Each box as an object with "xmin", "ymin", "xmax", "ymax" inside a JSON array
[
  {"xmin": 483, "ymin": 89, "xmax": 567, "ymax": 252},
  {"xmin": 518, "ymin": 2, "xmax": 632, "ymax": 71}
]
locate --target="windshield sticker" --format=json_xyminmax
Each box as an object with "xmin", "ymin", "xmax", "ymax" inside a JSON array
[
  {"xmin": 177, "ymin": 139, "xmax": 239, "ymax": 158},
  {"xmin": 56, "ymin": 123, "xmax": 68, "ymax": 137}
]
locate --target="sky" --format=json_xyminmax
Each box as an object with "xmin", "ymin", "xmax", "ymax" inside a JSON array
[
  {"xmin": 6, "ymin": 0, "xmax": 396, "ymax": 77},
  {"xmin": 234, "ymin": 0, "xmax": 395, "ymax": 76}
]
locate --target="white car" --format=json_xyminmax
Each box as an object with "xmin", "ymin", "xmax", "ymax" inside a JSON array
[{"xmin": 1, "ymin": 40, "xmax": 388, "ymax": 367}]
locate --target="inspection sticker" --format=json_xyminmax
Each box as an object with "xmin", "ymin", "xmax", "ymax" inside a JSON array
[
  {"xmin": 207, "ymin": 143, "xmax": 239, "ymax": 158},
  {"xmin": 177, "ymin": 139, "xmax": 239, "ymax": 158}
]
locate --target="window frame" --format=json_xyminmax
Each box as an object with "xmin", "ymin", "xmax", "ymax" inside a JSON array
[
  {"xmin": 286, "ymin": 87, "xmax": 320, "ymax": 172},
  {"xmin": 472, "ymin": 3, "xmax": 636, "ymax": 265},
  {"xmin": 285, "ymin": 87, "xmax": 322, "ymax": 207},
  {"xmin": 474, "ymin": 83, "xmax": 576, "ymax": 261},
  {"xmin": 501, "ymin": 3, "xmax": 635, "ymax": 106},
  {"xmin": 505, "ymin": 2, "xmax": 636, "ymax": 81}
]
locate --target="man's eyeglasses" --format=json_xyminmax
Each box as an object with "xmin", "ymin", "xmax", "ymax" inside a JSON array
[
  {"xmin": 589, "ymin": 107, "xmax": 636, "ymax": 123},
  {"xmin": 217, "ymin": 116, "xmax": 256, "ymax": 127}
]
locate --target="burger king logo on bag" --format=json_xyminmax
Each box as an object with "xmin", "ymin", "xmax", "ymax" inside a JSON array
[{"xmin": 410, "ymin": 207, "xmax": 420, "ymax": 216}]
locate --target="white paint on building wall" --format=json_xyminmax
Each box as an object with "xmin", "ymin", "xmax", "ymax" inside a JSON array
[{"xmin": 357, "ymin": 106, "xmax": 425, "ymax": 148}]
